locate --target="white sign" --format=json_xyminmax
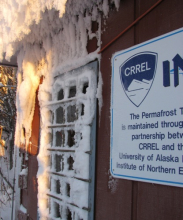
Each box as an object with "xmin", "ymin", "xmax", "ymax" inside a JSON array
[{"xmin": 111, "ymin": 28, "xmax": 183, "ymax": 187}]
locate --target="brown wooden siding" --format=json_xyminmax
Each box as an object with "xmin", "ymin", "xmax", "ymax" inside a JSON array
[{"xmin": 95, "ymin": 0, "xmax": 183, "ymax": 220}]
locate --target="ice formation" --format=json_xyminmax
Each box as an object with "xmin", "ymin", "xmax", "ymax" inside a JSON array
[
  {"xmin": 0, "ymin": 0, "xmax": 120, "ymax": 219},
  {"xmin": 37, "ymin": 63, "xmax": 98, "ymax": 219}
]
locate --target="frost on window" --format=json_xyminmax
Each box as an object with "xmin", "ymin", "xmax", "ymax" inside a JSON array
[
  {"xmin": 54, "ymin": 202, "xmax": 61, "ymax": 218},
  {"xmin": 67, "ymin": 130, "xmax": 75, "ymax": 147},
  {"xmin": 55, "ymin": 179, "xmax": 61, "ymax": 194},
  {"xmin": 67, "ymin": 155, "xmax": 74, "ymax": 170},
  {"xmin": 55, "ymin": 154, "xmax": 64, "ymax": 172},
  {"xmin": 39, "ymin": 62, "xmax": 97, "ymax": 219},
  {"xmin": 56, "ymin": 106, "xmax": 65, "ymax": 124},
  {"xmin": 56, "ymin": 130, "xmax": 65, "ymax": 147},
  {"xmin": 69, "ymin": 86, "xmax": 76, "ymax": 98},
  {"xmin": 66, "ymin": 208, "xmax": 72, "ymax": 220},
  {"xmin": 58, "ymin": 89, "xmax": 64, "ymax": 100},
  {"xmin": 81, "ymin": 103, "xmax": 85, "ymax": 116},
  {"xmin": 50, "ymin": 154, "xmax": 52, "ymax": 169},
  {"xmin": 46, "ymin": 132, "xmax": 53, "ymax": 145},
  {"xmin": 82, "ymin": 82, "xmax": 89, "ymax": 94},
  {"xmin": 66, "ymin": 183, "xmax": 71, "ymax": 197},
  {"xmin": 67, "ymin": 105, "xmax": 77, "ymax": 122}
]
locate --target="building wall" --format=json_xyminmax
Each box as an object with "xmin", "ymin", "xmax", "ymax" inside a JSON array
[{"xmin": 95, "ymin": 0, "xmax": 183, "ymax": 219}]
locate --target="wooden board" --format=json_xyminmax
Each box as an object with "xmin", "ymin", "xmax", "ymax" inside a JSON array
[{"xmin": 95, "ymin": 0, "xmax": 183, "ymax": 219}]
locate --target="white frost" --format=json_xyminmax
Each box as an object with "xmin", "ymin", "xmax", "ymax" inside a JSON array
[
  {"xmin": 2, "ymin": 0, "xmax": 122, "ymax": 219},
  {"xmin": 19, "ymin": 204, "xmax": 27, "ymax": 214}
]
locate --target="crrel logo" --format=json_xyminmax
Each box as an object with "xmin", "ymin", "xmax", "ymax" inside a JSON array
[
  {"xmin": 119, "ymin": 52, "xmax": 158, "ymax": 107},
  {"xmin": 124, "ymin": 62, "xmax": 151, "ymax": 76}
]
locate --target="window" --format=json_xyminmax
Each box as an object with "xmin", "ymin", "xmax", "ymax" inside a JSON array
[{"xmin": 42, "ymin": 61, "xmax": 97, "ymax": 219}]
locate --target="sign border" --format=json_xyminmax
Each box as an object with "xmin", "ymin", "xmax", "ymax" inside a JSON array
[{"xmin": 111, "ymin": 27, "xmax": 183, "ymax": 186}]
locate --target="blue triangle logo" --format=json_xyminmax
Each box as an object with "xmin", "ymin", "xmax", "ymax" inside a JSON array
[{"xmin": 119, "ymin": 52, "xmax": 158, "ymax": 107}]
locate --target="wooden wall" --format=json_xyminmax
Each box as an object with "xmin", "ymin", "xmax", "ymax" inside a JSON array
[{"xmin": 95, "ymin": 0, "xmax": 183, "ymax": 219}]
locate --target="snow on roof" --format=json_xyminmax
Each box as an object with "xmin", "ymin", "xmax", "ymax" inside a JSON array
[
  {"xmin": 0, "ymin": 0, "xmax": 120, "ymax": 62},
  {"xmin": 0, "ymin": 0, "xmax": 67, "ymax": 61},
  {"xmin": 13, "ymin": 0, "xmax": 120, "ymax": 149}
]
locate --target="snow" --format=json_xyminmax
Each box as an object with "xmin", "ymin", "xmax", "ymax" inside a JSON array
[
  {"xmin": 19, "ymin": 204, "xmax": 27, "ymax": 214},
  {"xmin": 102, "ymin": 0, "xmax": 110, "ymax": 17},
  {"xmin": 108, "ymin": 173, "xmax": 118, "ymax": 194},
  {"xmin": 96, "ymin": 71, "xmax": 103, "ymax": 120},
  {"xmin": 0, "ymin": 0, "xmax": 121, "ymax": 219},
  {"xmin": 0, "ymin": 142, "xmax": 14, "ymax": 219},
  {"xmin": 0, "ymin": 0, "xmax": 67, "ymax": 61},
  {"xmin": 37, "ymin": 62, "xmax": 97, "ymax": 219},
  {"xmin": 19, "ymin": 168, "xmax": 28, "ymax": 175}
]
